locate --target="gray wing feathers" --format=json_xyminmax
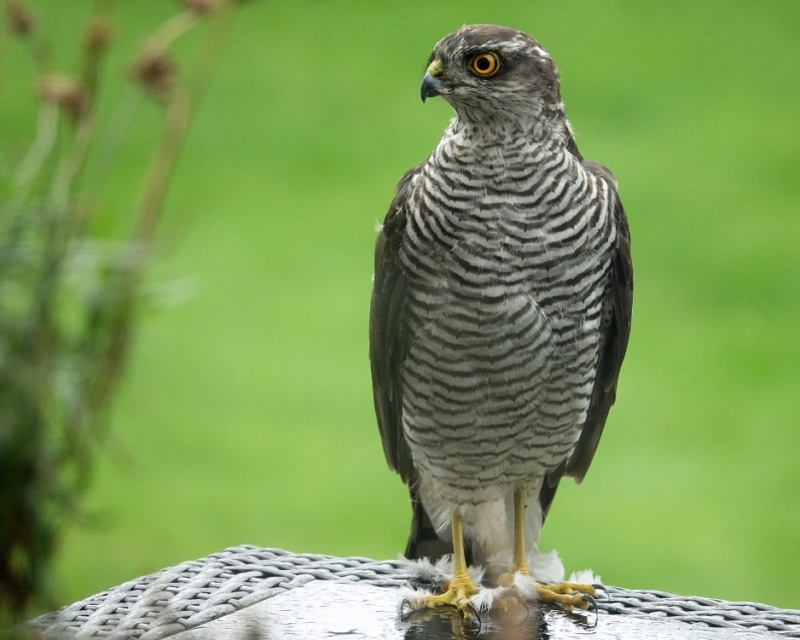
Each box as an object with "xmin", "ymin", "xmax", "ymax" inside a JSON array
[
  {"xmin": 370, "ymin": 166, "xmax": 420, "ymax": 485},
  {"xmin": 564, "ymin": 160, "xmax": 633, "ymax": 482}
]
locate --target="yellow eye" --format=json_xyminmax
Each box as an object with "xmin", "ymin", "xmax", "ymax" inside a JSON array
[{"xmin": 468, "ymin": 52, "xmax": 500, "ymax": 77}]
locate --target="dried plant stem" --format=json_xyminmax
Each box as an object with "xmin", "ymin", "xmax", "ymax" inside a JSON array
[
  {"xmin": 143, "ymin": 10, "xmax": 202, "ymax": 55},
  {"xmin": 80, "ymin": 0, "xmax": 114, "ymax": 100},
  {"xmin": 134, "ymin": 1, "xmax": 237, "ymax": 242},
  {"xmin": 78, "ymin": 88, "xmax": 144, "ymax": 224},
  {"xmin": 12, "ymin": 101, "xmax": 59, "ymax": 203},
  {"xmin": 187, "ymin": 0, "xmax": 236, "ymax": 102},
  {"xmin": 50, "ymin": 113, "xmax": 93, "ymax": 212},
  {"xmin": 134, "ymin": 88, "xmax": 191, "ymax": 243}
]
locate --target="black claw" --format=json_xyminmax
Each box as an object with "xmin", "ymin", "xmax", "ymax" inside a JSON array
[
  {"xmin": 591, "ymin": 583, "xmax": 611, "ymax": 601},
  {"xmin": 463, "ymin": 601, "xmax": 482, "ymax": 636},
  {"xmin": 399, "ymin": 598, "xmax": 413, "ymax": 620},
  {"xmin": 582, "ymin": 594, "xmax": 598, "ymax": 615}
]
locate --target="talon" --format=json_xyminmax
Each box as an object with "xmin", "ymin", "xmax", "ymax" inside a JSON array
[
  {"xmin": 592, "ymin": 583, "xmax": 611, "ymax": 601},
  {"xmin": 588, "ymin": 604, "xmax": 600, "ymax": 629},
  {"xmin": 464, "ymin": 602, "xmax": 482, "ymax": 636},
  {"xmin": 399, "ymin": 598, "xmax": 412, "ymax": 619}
]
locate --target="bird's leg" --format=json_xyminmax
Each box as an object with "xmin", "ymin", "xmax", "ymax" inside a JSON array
[
  {"xmin": 499, "ymin": 488, "xmax": 596, "ymax": 613},
  {"xmin": 513, "ymin": 488, "xmax": 529, "ymax": 576},
  {"xmin": 496, "ymin": 488, "xmax": 530, "ymax": 587},
  {"xmin": 407, "ymin": 506, "xmax": 479, "ymax": 620}
]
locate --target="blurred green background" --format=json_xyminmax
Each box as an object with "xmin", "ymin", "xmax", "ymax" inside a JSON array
[{"xmin": 2, "ymin": 0, "xmax": 799, "ymax": 610}]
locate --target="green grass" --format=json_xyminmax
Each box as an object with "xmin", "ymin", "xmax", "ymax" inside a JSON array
[{"xmin": 2, "ymin": 0, "xmax": 800, "ymax": 610}]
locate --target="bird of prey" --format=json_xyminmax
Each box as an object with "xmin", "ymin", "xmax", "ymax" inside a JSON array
[{"xmin": 370, "ymin": 24, "xmax": 633, "ymax": 620}]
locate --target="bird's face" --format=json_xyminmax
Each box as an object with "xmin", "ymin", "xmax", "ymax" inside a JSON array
[{"xmin": 421, "ymin": 25, "xmax": 563, "ymax": 125}]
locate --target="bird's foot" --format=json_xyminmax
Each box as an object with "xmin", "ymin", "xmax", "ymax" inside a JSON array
[
  {"xmin": 404, "ymin": 573, "xmax": 481, "ymax": 624},
  {"xmin": 494, "ymin": 570, "xmax": 596, "ymax": 614},
  {"xmin": 536, "ymin": 581, "xmax": 596, "ymax": 613}
]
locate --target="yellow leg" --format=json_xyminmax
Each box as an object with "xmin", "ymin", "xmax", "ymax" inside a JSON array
[
  {"xmin": 500, "ymin": 488, "xmax": 597, "ymax": 613},
  {"xmin": 408, "ymin": 506, "xmax": 479, "ymax": 618},
  {"xmin": 513, "ymin": 488, "xmax": 529, "ymax": 575},
  {"xmin": 498, "ymin": 488, "xmax": 530, "ymax": 587}
]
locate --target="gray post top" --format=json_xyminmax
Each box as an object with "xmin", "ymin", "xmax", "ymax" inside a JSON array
[{"xmin": 28, "ymin": 545, "xmax": 800, "ymax": 639}]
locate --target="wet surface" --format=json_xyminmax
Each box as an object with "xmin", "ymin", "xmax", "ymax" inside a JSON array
[{"xmin": 175, "ymin": 581, "xmax": 783, "ymax": 639}]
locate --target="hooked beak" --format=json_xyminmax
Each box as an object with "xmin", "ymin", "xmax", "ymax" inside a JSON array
[
  {"xmin": 421, "ymin": 72, "xmax": 447, "ymax": 102},
  {"xmin": 421, "ymin": 59, "xmax": 448, "ymax": 103}
]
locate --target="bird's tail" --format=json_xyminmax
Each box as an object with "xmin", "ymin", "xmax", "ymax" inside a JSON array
[{"xmin": 404, "ymin": 489, "xmax": 451, "ymax": 560}]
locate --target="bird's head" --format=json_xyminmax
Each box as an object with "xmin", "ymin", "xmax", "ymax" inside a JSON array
[{"xmin": 421, "ymin": 25, "xmax": 566, "ymax": 129}]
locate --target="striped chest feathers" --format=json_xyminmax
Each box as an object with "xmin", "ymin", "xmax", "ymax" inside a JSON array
[{"xmin": 400, "ymin": 132, "xmax": 616, "ymax": 306}]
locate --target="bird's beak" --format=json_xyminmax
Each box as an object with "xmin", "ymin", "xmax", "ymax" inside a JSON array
[{"xmin": 421, "ymin": 59, "xmax": 447, "ymax": 103}]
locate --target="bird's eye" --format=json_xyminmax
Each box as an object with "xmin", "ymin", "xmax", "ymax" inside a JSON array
[{"xmin": 468, "ymin": 52, "xmax": 500, "ymax": 77}]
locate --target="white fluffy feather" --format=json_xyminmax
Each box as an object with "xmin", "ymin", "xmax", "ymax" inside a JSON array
[
  {"xmin": 527, "ymin": 549, "xmax": 565, "ymax": 583},
  {"xmin": 568, "ymin": 568, "xmax": 602, "ymax": 585},
  {"xmin": 396, "ymin": 554, "xmax": 486, "ymax": 586},
  {"xmin": 470, "ymin": 585, "xmax": 506, "ymax": 611}
]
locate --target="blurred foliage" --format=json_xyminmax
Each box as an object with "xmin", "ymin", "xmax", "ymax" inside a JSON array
[
  {"xmin": 0, "ymin": 0, "xmax": 242, "ymax": 621},
  {"xmin": 1, "ymin": 0, "xmax": 798, "ymax": 619}
]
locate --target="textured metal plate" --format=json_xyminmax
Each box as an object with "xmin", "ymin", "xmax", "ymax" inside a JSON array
[{"xmin": 176, "ymin": 581, "xmax": 785, "ymax": 640}]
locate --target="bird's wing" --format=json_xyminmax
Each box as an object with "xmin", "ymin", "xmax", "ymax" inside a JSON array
[
  {"xmin": 369, "ymin": 164, "xmax": 421, "ymax": 485},
  {"xmin": 563, "ymin": 159, "xmax": 634, "ymax": 483},
  {"xmin": 373, "ymin": 164, "xmax": 477, "ymax": 562}
]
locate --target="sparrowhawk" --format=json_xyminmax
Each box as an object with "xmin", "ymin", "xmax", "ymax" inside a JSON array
[{"xmin": 370, "ymin": 24, "xmax": 633, "ymax": 620}]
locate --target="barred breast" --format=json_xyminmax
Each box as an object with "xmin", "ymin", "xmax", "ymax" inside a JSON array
[{"xmin": 398, "ymin": 122, "xmax": 617, "ymax": 505}]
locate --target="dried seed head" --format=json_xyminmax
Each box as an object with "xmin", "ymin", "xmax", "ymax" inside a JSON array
[
  {"xmin": 5, "ymin": 0, "xmax": 37, "ymax": 37},
  {"xmin": 37, "ymin": 74, "xmax": 90, "ymax": 120},
  {"xmin": 130, "ymin": 50, "xmax": 176, "ymax": 101},
  {"xmin": 84, "ymin": 17, "xmax": 114, "ymax": 56}
]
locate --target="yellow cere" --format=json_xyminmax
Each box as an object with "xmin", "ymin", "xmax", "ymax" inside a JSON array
[{"xmin": 426, "ymin": 59, "xmax": 443, "ymax": 77}]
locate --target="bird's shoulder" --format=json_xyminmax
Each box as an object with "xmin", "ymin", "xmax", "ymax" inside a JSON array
[
  {"xmin": 378, "ymin": 162, "xmax": 423, "ymax": 247},
  {"xmin": 581, "ymin": 159, "xmax": 619, "ymax": 191}
]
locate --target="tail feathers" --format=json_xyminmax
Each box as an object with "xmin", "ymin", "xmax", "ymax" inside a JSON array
[
  {"xmin": 539, "ymin": 474, "xmax": 561, "ymax": 521},
  {"xmin": 405, "ymin": 490, "xmax": 451, "ymax": 561}
]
